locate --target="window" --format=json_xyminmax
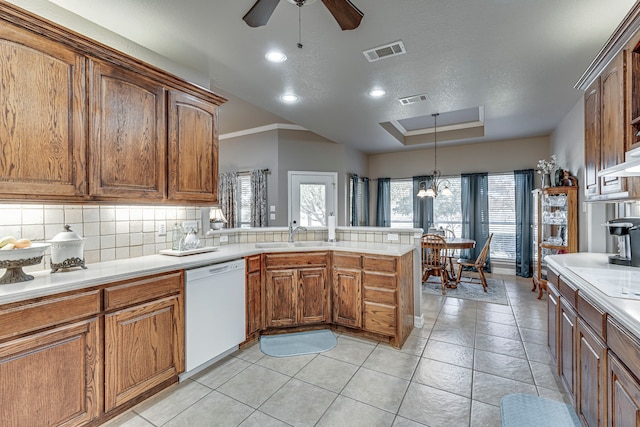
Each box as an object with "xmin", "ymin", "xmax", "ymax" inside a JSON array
[
  {"xmin": 288, "ymin": 171, "xmax": 337, "ymax": 227},
  {"xmin": 488, "ymin": 173, "xmax": 516, "ymax": 260},
  {"xmin": 390, "ymin": 179, "xmax": 413, "ymax": 228},
  {"xmin": 433, "ymin": 176, "xmax": 462, "ymax": 236},
  {"xmin": 237, "ymin": 174, "xmax": 252, "ymax": 228}
]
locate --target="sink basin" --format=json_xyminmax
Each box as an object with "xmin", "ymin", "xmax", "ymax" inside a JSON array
[{"xmin": 255, "ymin": 241, "xmax": 332, "ymax": 249}]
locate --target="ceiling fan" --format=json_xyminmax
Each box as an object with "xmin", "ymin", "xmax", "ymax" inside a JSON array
[{"xmin": 243, "ymin": 0, "xmax": 363, "ymax": 31}]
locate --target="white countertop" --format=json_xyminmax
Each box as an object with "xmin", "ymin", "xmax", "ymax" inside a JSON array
[
  {"xmin": 0, "ymin": 241, "xmax": 416, "ymax": 305},
  {"xmin": 546, "ymin": 253, "xmax": 640, "ymax": 338}
]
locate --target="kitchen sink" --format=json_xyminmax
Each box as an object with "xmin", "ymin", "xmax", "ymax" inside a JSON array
[{"xmin": 255, "ymin": 241, "xmax": 333, "ymax": 249}]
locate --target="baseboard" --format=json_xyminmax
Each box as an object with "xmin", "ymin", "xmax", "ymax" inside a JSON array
[
  {"xmin": 414, "ymin": 314, "xmax": 425, "ymax": 328},
  {"xmin": 179, "ymin": 346, "xmax": 238, "ymax": 381}
]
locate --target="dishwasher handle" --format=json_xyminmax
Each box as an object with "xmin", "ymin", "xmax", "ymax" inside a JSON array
[{"xmin": 208, "ymin": 264, "xmax": 232, "ymax": 275}]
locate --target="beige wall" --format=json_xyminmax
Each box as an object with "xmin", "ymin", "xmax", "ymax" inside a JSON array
[{"xmin": 368, "ymin": 136, "xmax": 550, "ymax": 179}]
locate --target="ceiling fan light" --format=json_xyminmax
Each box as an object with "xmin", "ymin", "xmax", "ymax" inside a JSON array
[{"xmin": 265, "ymin": 50, "xmax": 287, "ymax": 63}]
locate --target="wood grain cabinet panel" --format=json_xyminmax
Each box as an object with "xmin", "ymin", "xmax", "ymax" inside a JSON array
[
  {"xmin": 577, "ymin": 318, "xmax": 607, "ymax": 427},
  {"xmin": 0, "ymin": 318, "xmax": 100, "ymax": 427},
  {"xmin": 104, "ymin": 293, "xmax": 184, "ymax": 411},
  {"xmin": 332, "ymin": 266, "xmax": 362, "ymax": 328},
  {"xmin": 560, "ymin": 298, "xmax": 577, "ymax": 402},
  {"xmin": 584, "ymin": 78, "xmax": 601, "ymax": 198},
  {"xmin": 0, "ymin": 24, "xmax": 86, "ymax": 199},
  {"xmin": 246, "ymin": 255, "xmax": 263, "ymax": 338},
  {"xmin": 168, "ymin": 90, "xmax": 218, "ymax": 203},
  {"xmin": 89, "ymin": 60, "xmax": 166, "ymax": 200},
  {"xmin": 298, "ymin": 267, "xmax": 328, "ymax": 324},
  {"xmin": 608, "ymin": 352, "xmax": 640, "ymax": 427},
  {"xmin": 547, "ymin": 282, "xmax": 560, "ymax": 366},
  {"xmin": 265, "ymin": 269, "xmax": 297, "ymax": 327}
]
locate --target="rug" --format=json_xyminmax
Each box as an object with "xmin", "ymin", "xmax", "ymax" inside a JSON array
[
  {"xmin": 500, "ymin": 393, "xmax": 581, "ymax": 427},
  {"xmin": 259, "ymin": 330, "xmax": 337, "ymax": 357},
  {"xmin": 422, "ymin": 276, "xmax": 509, "ymax": 305}
]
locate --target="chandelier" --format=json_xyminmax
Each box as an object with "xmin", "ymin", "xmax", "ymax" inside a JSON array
[{"xmin": 416, "ymin": 113, "xmax": 452, "ymax": 198}]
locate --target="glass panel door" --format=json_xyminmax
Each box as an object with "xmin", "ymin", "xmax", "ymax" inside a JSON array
[{"xmin": 288, "ymin": 171, "xmax": 337, "ymax": 227}]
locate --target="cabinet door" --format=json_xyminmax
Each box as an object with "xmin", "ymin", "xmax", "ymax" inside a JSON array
[
  {"xmin": 0, "ymin": 25, "xmax": 86, "ymax": 198},
  {"xmin": 265, "ymin": 269, "xmax": 297, "ymax": 327},
  {"xmin": 577, "ymin": 319, "xmax": 607, "ymax": 427},
  {"xmin": 584, "ymin": 78, "xmax": 601, "ymax": 198},
  {"xmin": 600, "ymin": 53, "xmax": 626, "ymax": 195},
  {"xmin": 0, "ymin": 319, "xmax": 99, "ymax": 427},
  {"xmin": 560, "ymin": 298, "xmax": 577, "ymax": 401},
  {"xmin": 298, "ymin": 267, "xmax": 328, "ymax": 324},
  {"xmin": 89, "ymin": 60, "xmax": 166, "ymax": 200},
  {"xmin": 168, "ymin": 90, "xmax": 218, "ymax": 202},
  {"xmin": 547, "ymin": 282, "xmax": 560, "ymax": 366},
  {"xmin": 246, "ymin": 255, "xmax": 263, "ymax": 337},
  {"xmin": 332, "ymin": 267, "xmax": 362, "ymax": 328},
  {"xmin": 105, "ymin": 294, "xmax": 184, "ymax": 411},
  {"xmin": 608, "ymin": 353, "xmax": 640, "ymax": 427}
]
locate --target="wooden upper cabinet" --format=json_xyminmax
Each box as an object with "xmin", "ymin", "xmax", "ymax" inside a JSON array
[
  {"xmin": 168, "ymin": 90, "xmax": 219, "ymax": 203},
  {"xmin": 0, "ymin": 24, "xmax": 86, "ymax": 199},
  {"xmin": 584, "ymin": 78, "xmax": 601, "ymax": 198},
  {"xmin": 600, "ymin": 53, "xmax": 626, "ymax": 195},
  {"xmin": 89, "ymin": 60, "xmax": 166, "ymax": 200}
]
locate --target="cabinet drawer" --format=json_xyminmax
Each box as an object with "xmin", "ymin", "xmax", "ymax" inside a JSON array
[
  {"xmin": 607, "ymin": 318, "xmax": 640, "ymax": 376},
  {"xmin": 364, "ymin": 302, "xmax": 396, "ymax": 336},
  {"xmin": 265, "ymin": 252, "xmax": 328, "ymax": 269},
  {"xmin": 577, "ymin": 293, "xmax": 606, "ymax": 341},
  {"xmin": 547, "ymin": 268, "xmax": 559, "ymax": 287},
  {"xmin": 559, "ymin": 277, "xmax": 577, "ymax": 309},
  {"xmin": 363, "ymin": 287, "xmax": 396, "ymax": 305},
  {"xmin": 362, "ymin": 271, "xmax": 397, "ymax": 289},
  {"xmin": 333, "ymin": 252, "xmax": 362, "ymax": 269},
  {"xmin": 363, "ymin": 255, "xmax": 396, "ymax": 273},
  {"xmin": 0, "ymin": 290, "xmax": 101, "ymax": 341},
  {"xmin": 246, "ymin": 255, "xmax": 261, "ymax": 273},
  {"xmin": 104, "ymin": 271, "xmax": 183, "ymax": 311}
]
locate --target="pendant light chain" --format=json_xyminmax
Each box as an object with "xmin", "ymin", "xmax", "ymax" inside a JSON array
[{"xmin": 297, "ymin": 3, "xmax": 303, "ymax": 48}]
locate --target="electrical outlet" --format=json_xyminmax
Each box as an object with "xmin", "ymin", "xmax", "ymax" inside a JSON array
[
  {"xmin": 157, "ymin": 223, "xmax": 167, "ymax": 236},
  {"xmin": 220, "ymin": 234, "xmax": 229, "ymax": 243}
]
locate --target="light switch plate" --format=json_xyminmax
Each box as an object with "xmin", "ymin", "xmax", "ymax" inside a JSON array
[
  {"xmin": 220, "ymin": 234, "xmax": 229, "ymax": 243},
  {"xmin": 157, "ymin": 223, "xmax": 167, "ymax": 236},
  {"xmin": 270, "ymin": 205, "xmax": 276, "ymax": 212},
  {"xmin": 270, "ymin": 213, "xmax": 276, "ymax": 220}
]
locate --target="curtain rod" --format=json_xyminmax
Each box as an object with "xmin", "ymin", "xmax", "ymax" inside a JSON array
[{"xmin": 237, "ymin": 168, "xmax": 270, "ymax": 176}]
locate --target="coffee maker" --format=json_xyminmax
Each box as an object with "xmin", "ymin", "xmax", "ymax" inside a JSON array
[{"xmin": 604, "ymin": 217, "xmax": 640, "ymax": 266}]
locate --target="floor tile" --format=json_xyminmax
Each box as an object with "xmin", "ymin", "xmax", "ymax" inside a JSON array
[
  {"xmin": 429, "ymin": 324, "xmax": 475, "ymax": 347},
  {"xmin": 523, "ymin": 340, "xmax": 556, "ymax": 365},
  {"xmin": 474, "ymin": 349, "xmax": 533, "ymax": 384},
  {"xmin": 476, "ymin": 310, "xmax": 516, "ymax": 326},
  {"xmin": 398, "ymin": 382, "xmax": 471, "ymax": 427},
  {"xmin": 422, "ymin": 340, "xmax": 474, "ymax": 369},
  {"xmin": 472, "ymin": 371, "xmax": 538, "ymax": 406},
  {"xmin": 133, "ymin": 379, "xmax": 212, "ymax": 426},
  {"xmin": 192, "ymin": 356, "xmax": 251, "ymax": 389},
  {"xmin": 322, "ymin": 335, "xmax": 376, "ymax": 365},
  {"xmin": 440, "ymin": 303, "xmax": 477, "ymax": 319},
  {"xmin": 362, "ymin": 346, "xmax": 420, "ymax": 380},
  {"xmin": 238, "ymin": 410, "xmax": 291, "ymax": 427},
  {"xmin": 392, "ymin": 416, "xmax": 428, "ymax": 426},
  {"xmin": 294, "ymin": 354, "xmax": 358, "ymax": 393},
  {"xmin": 256, "ymin": 353, "xmax": 316, "ymax": 376},
  {"xmin": 530, "ymin": 360, "xmax": 564, "ymax": 390},
  {"xmin": 412, "ymin": 358, "xmax": 473, "ymax": 398},
  {"xmin": 519, "ymin": 326, "xmax": 549, "ymax": 346},
  {"xmin": 217, "ymin": 364, "xmax": 289, "ymax": 408},
  {"xmin": 163, "ymin": 390, "xmax": 253, "ymax": 427},
  {"xmin": 233, "ymin": 342, "xmax": 265, "ymax": 363},
  {"xmin": 342, "ymin": 367, "xmax": 410, "ymax": 413},
  {"xmin": 435, "ymin": 313, "xmax": 477, "ymax": 331},
  {"xmin": 475, "ymin": 320, "xmax": 521, "ymax": 341},
  {"xmin": 474, "ymin": 332, "xmax": 527, "ymax": 359},
  {"xmin": 537, "ymin": 385, "xmax": 574, "ymax": 405},
  {"xmin": 396, "ymin": 333, "xmax": 428, "ymax": 356},
  {"xmin": 316, "ymin": 395, "xmax": 395, "ymax": 427},
  {"xmin": 470, "ymin": 400, "xmax": 501, "ymax": 427},
  {"xmin": 476, "ymin": 301, "xmax": 513, "ymax": 314},
  {"xmin": 259, "ymin": 378, "xmax": 337, "ymax": 427},
  {"xmin": 101, "ymin": 412, "xmax": 154, "ymax": 427}
]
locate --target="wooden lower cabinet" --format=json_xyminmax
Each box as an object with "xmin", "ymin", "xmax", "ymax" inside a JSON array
[
  {"xmin": 560, "ymin": 298, "xmax": 577, "ymax": 401},
  {"xmin": 577, "ymin": 318, "xmax": 608, "ymax": 427},
  {"xmin": 0, "ymin": 318, "xmax": 100, "ymax": 427},
  {"xmin": 265, "ymin": 269, "xmax": 298, "ymax": 327},
  {"xmin": 246, "ymin": 255, "xmax": 263, "ymax": 339},
  {"xmin": 332, "ymin": 266, "xmax": 362, "ymax": 328},
  {"xmin": 104, "ymin": 293, "xmax": 184, "ymax": 411},
  {"xmin": 547, "ymin": 282, "xmax": 560, "ymax": 365},
  {"xmin": 608, "ymin": 352, "xmax": 640, "ymax": 427}
]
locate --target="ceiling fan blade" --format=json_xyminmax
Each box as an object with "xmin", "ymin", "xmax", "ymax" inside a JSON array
[
  {"xmin": 243, "ymin": 0, "xmax": 281, "ymax": 27},
  {"xmin": 321, "ymin": 0, "xmax": 363, "ymax": 30}
]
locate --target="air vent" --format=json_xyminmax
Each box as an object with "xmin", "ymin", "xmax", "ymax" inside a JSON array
[
  {"xmin": 363, "ymin": 40, "xmax": 406, "ymax": 62},
  {"xmin": 398, "ymin": 93, "xmax": 429, "ymax": 105}
]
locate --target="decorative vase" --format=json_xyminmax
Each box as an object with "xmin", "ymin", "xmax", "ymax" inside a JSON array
[{"xmin": 541, "ymin": 173, "xmax": 551, "ymax": 188}]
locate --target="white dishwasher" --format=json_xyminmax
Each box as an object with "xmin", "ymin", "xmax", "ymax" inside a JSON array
[{"xmin": 183, "ymin": 258, "xmax": 246, "ymax": 377}]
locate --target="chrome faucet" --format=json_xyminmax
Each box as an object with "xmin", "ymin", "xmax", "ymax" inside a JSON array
[{"xmin": 288, "ymin": 222, "xmax": 307, "ymax": 243}]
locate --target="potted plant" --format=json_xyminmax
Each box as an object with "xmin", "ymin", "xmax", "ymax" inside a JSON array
[
  {"xmin": 537, "ymin": 155, "xmax": 558, "ymax": 188},
  {"xmin": 209, "ymin": 206, "xmax": 227, "ymax": 230}
]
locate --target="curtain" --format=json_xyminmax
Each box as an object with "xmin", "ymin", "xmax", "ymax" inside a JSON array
[
  {"xmin": 250, "ymin": 169, "xmax": 268, "ymax": 227},
  {"xmin": 218, "ymin": 172, "xmax": 237, "ymax": 228},
  {"xmin": 515, "ymin": 169, "xmax": 534, "ymax": 277},
  {"xmin": 376, "ymin": 178, "xmax": 391, "ymax": 227},
  {"xmin": 350, "ymin": 174, "xmax": 359, "ymax": 226},
  {"xmin": 461, "ymin": 172, "xmax": 491, "ymax": 271},
  {"xmin": 413, "ymin": 175, "xmax": 433, "ymax": 233},
  {"xmin": 362, "ymin": 177, "xmax": 370, "ymax": 226}
]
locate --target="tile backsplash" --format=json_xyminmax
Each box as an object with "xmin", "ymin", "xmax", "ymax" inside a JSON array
[{"xmin": 0, "ymin": 204, "xmax": 420, "ymax": 272}]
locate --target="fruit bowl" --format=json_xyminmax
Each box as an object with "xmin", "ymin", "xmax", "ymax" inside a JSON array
[{"xmin": 0, "ymin": 243, "xmax": 50, "ymax": 284}]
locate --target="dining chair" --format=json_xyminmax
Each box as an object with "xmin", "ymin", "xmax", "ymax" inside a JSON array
[
  {"xmin": 421, "ymin": 233, "xmax": 449, "ymax": 295},
  {"xmin": 443, "ymin": 228, "xmax": 457, "ymax": 279},
  {"xmin": 454, "ymin": 233, "xmax": 494, "ymax": 292}
]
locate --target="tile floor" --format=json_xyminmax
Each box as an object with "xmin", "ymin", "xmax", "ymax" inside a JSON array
[{"xmin": 104, "ymin": 274, "xmax": 570, "ymax": 427}]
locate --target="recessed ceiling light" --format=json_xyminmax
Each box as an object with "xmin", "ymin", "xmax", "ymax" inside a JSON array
[
  {"xmin": 265, "ymin": 50, "xmax": 287, "ymax": 63},
  {"xmin": 280, "ymin": 94, "xmax": 299, "ymax": 103},
  {"xmin": 369, "ymin": 89, "xmax": 386, "ymax": 97}
]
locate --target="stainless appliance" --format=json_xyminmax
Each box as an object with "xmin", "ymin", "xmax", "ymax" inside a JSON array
[{"xmin": 604, "ymin": 217, "xmax": 640, "ymax": 266}]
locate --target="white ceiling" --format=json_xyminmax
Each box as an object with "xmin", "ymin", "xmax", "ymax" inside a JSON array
[{"xmin": 47, "ymin": 0, "xmax": 637, "ymax": 153}]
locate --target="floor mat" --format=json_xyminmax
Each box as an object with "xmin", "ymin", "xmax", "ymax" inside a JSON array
[
  {"xmin": 500, "ymin": 393, "xmax": 581, "ymax": 427},
  {"xmin": 259, "ymin": 330, "xmax": 337, "ymax": 357},
  {"xmin": 422, "ymin": 276, "xmax": 509, "ymax": 305}
]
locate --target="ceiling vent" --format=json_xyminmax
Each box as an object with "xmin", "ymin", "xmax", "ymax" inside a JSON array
[
  {"xmin": 362, "ymin": 40, "xmax": 406, "ymax": 62},
  {"xmin": 398, "ymin": 93, "xmax": 429, "ymax": 105}
]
